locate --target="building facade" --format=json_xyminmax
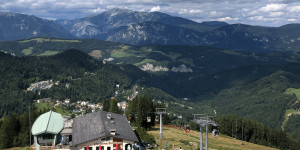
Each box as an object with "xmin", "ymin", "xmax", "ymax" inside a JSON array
[{"xmin": 72, "ymin": 111, "xmax": 139, "ymax": 150}]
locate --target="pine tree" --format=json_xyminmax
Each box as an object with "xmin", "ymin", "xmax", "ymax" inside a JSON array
[
  {"xmin": 0, "ymin": 114, "xmax": 19, "ymax": 148},
  {"xmin": 109, "ymin": 99, "xmax": 121, "ymax": 114},
  {"xmin": 102, "ymin": 99, "xmax": 110, "ymax": 111}
]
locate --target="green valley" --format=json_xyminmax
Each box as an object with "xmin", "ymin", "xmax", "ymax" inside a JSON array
[{"xmin": 1, "ymin": 38, "xmax": 300, "ymax": 145}]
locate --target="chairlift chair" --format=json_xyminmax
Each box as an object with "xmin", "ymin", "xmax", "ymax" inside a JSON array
[
  {"xmin": 147, "ymin": 116, "xmax": 151, "ymax": 122},
  {"xmin": 155, "ymin": 116, "xmax": 159, "ymax": 122},
  {"xmin": 184, "ymin": 124, "xmax": 190, "ymax": 133}
]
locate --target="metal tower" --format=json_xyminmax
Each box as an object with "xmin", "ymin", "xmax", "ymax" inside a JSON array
[
  {"xmin": 192, "ymin": 114, "xmax": 218, "ymax": 150},
  {"xmin": 156, "ymin": 108, "xmax": 167, "ymax": 149}
]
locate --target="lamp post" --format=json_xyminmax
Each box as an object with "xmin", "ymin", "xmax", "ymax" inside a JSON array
[
  {"xmin": 28, "ymin": 106, "xmax": 31, "ymax": 147},
  {"xmin": 242, "ymin": 120, "xmax": 244, "ymax": 145}
]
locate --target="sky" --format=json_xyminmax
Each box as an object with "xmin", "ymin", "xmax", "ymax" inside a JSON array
[{"xmin": 1, "ymin": 0, "xmax": 300, "ymax": 27}]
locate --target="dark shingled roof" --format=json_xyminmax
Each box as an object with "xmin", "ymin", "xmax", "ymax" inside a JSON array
[{"xmin": 72, "ymin": 111, "xmax": 139, "ymax": 146}]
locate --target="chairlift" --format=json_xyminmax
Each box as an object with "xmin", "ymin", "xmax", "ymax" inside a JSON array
[
  {"xmin": 212, "ymin": 129, "xmax": 218, "ymax": 137},
  {"xmin": 155, "ymin": 116, "xmax": 159, "ymax": 122},
  {"xmin": 184, "ymin": 124, "xmax": 190, "ymax": 133},
  {"xmin": 147, "ymin": 116, "xmax": 151, "ymax": 122}
]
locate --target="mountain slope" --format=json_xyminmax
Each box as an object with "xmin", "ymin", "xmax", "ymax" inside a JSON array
[
  {"xmin": 56, "ymin": 8, "xmax": 224, "ymax": 39},
  {"xmin": 0, "ymin": 49, "xmax": 136, "ymax": 117},
  {"xmin": 107, "ymin": 21, "xmax": 204, "ymax": 45},
  {"xmin": 148, "ymin": 125, "xmax": 278, "ymax": 150},
  {"xmin": 56, "ymin": 8, "xmax": 226, "ymax": 43},
  {"xmin": 0, "ymin": 9, "xmax": 300, "ymax": 52},
  {"xmin": 203, "ymin": 23, "xmax": 300, "ymax": 51},
  {"xmin": 56, "ymin": 8, "xmax": 300, "ymax": 52},
  {"xmin": 0, "ymin": 12, "xmax": 73, "ymax": 41}
]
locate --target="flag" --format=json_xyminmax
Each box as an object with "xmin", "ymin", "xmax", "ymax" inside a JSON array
[
  {"xmin": 116, "ymin": 143, "xmax": 119, "ymax": 150},
  {"xmin": 87, "ymin": 145, "xmax": 89, "ymax": 150},
  {"xmin": 100, "ymin": 144, "xmax": 102, "ymax": 150}
]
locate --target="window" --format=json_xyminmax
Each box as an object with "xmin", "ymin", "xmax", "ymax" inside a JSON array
[
  {"xmin": 96, "ymin": 146, "xmax": 104, "ymax": 150},
  {"xmin": 125, "ymin": 144, "xmax": 132, "ymax": 150},
  {"xmin": 107, "ymin": 146, "xmax": 111, "ymax": 150},
  {"xmin": 84, "ymin": 147, "xmax": 93, "ymax": 150}
]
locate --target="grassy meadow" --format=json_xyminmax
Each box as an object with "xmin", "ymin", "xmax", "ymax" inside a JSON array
[{"xmin": 148, "ymin": 125, "xmax": 277, "ymax": 150}]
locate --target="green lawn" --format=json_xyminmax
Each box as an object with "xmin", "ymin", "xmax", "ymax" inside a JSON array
[
  {"xmin": 178, "ymin": 58, "xmax": 194, "ymax": 66},
  {"xmin": 18, "ymin": 38, "xmax": 51, "ymax": 43},
  {"xmin": 54, "ymin": 106, "xmax": 72, "ymax": 116},
  {"xmin": 121, "ymin": 45, "xmax": 131, "ymax": 50},
  {"xmin": 168, "ymin": 53, "xmax": 182, "ymax": 60},
  {"xmin": 284, "ymin": 88, "xmax": 300, "ymax": 98},
  {"xmin": 111, "ymin": 50, "xmax": 133, "ymax": 58},
  {"xmin": 22, "ymin": 47, "xmax": 33, "ymax": 55},
  {"xmin": 37, "ymin": 51, "xmax": 59, "ymax": 56},
  {"xmin": 50, "ymin": 39, "xmax": 81, "ymax": 42},
  {"xmin": 35, "ymin": 102, "xmax": 72, "ymax": 116},
  {"xmin": 285, "ymin": 109, "xmax": 297, "ymax": 116},
  {"xmin": 134, "ymin": 59, "xmax": 156, "ymax": 66},
  {"xmin": 4, "ymin": 147, "xmax": 30, "ymax": 150},
  {"xmin": 282, "ymin": 109, "xmax": 298, "ymax": 130},
  {"xmin": 148, "ymin": 126, "xmax": 278, "ymax": 150},
  {"xmin": 18, "ymin": 38, "xmax": 81, "ymax": 43},
  {"xmin": 35, "ymin": 102, "xmax": 53, "ymax": 111}
]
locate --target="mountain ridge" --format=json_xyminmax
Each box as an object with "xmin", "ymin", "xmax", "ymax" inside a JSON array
[
  {"xmin": 1, "ymin": 9, "xmax": 300, "ymax": 52},
  {"xmin": 0, "ymin": 12, "xmax": 74, "ymax": 41}
]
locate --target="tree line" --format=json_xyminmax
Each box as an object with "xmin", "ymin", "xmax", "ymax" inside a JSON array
[
  {"xmin": 216, "ymin": 115, "xmax": 300, "ymax": 150},
  {"xmin": 0, "ymin": 107, "xmax": 49, "ymax": 148}
]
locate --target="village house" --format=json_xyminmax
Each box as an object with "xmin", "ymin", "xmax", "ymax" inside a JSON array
[
  {"xmin": 55, "ymin": 100, "xmax": 63, "ymax": 107},
  {"xmin": 117, "ymin": 101, "xmax": 127, "ymax": 110},
  {"xmin": 66, "ymin": 83, "xmax": 71, "ymax": 88},
  {"xmin": 36, "ymin": 98, "xmax": 51, "ymax": 103},
  {"xmin": 64, "ymin": 99, "xmax": 70, "ymax": 105},
  {"xmin": 72, "ymin": 111, "xmax": 139, "ymax": 150},
  {"xmin": 81, "ymin": 101, "xmax": 89, "ymax": 106}
]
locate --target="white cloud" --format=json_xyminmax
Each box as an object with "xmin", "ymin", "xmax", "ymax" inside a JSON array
[
  {"xmin": 210, "ymin": 11, "xmax": 217, "ymax": 16},
  {"xmin": 249, "ymin": 15, "xmax": 279, "ymax": 21},
  {"xmin": 189, "ymin": 9, "xmax": 202, "ymax": 14},
  {"xmin": 149, "ymin": 6, "xmax": 160, "ymax": 12},
  {"xmin": 288, "ymin": 19, "xmax": 296, "ymax": 21},
  {"xmin": 178, "ymin": 9, "xmax": 188, "ymax": 14},
  {"xmin": 259, "ymin": 3, "xmax": 287, "ymax": 12},
  {"xmin": 217, "ymin": 16, "xmax": 239, "ymax": 21},
  {"xmin": 249, "ymin": 16, "xmax": 265, "ymax": 21},
  {"xmin": 209, "ymin": 11, "xmax": 223, "ymax": 17},
  {"xmin": 269, "ymin": 12, "xmax": 283, "ymax": 17},
  {"xmin": 288, "ymin": 6, "xmax": 300, "ymax": 12},
  {"xmin": 92, "ymin": 7, "xmax": 105, "ymax": 13},
  {"xmin": 0, "ymin": 0, "xmax": 299, "ymax": 26},
  {"xmin": 179, "ymin": 9, "xmax": 202, "ymax": 14}
]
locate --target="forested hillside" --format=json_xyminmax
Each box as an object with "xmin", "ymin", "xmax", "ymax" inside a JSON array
[
  {"xmin": 2, "ymin": 38, "xmax": 300, "ymax": 141},
  {"xmin": 0, "ymin": 49, "xmax": 136, "ymax": 117}
]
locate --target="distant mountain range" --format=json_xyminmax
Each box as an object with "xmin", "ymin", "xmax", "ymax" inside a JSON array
[
  {"xmin": 1, "ymin": 8, "xmax": 300, "ymax": 52},
  {"xmin": 0, "ymin": 12, "xmax": 73, "ymax": 40}
]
